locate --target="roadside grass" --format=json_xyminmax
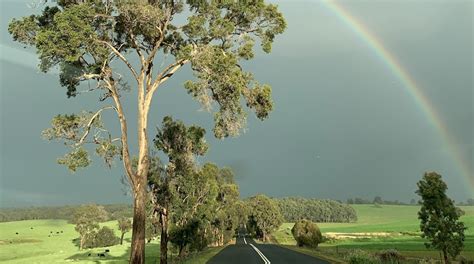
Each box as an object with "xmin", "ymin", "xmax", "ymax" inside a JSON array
[
  {"xmin": 179, "ymin": 246, "xmax": 224, "ymax": 264},
  {"xmin": 273, "ymin": 205, "xmax": 474, "ymax": 262},
  {"xmin": 0, "ymin": 219, "xmax": 220, "ymax": 263}
]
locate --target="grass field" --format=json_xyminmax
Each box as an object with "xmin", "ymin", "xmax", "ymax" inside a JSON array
[
  {"xmin": 0, "ymin": 219, "xmax": 222, "ymax": 263},
  {"xmin": 273, "ymin": 205, "xmax": 474, "ymax": 261}
]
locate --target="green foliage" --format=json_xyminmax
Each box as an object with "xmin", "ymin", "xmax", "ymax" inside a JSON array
[
  {"xmin": 169, "ymin": 219, "xmax": 202, "ymax": 254},
  {"xmin": 57, "ymin": 147, "xmax": 90, "ymax": 172},
  {"xmin": 117, "ymin": 217, "xmax": 132, "ymax": 234},
  {"xmin": 291, "ymin": 220, "xmax": 323, "ymax": 248},
  {"xmin": 375, "ymin": 249, "xmax": 405, "ymax": 263},
  {"xmin": 347, "ymin": 250, "xmax": 378, "ymax": 264},
  {"xmin": 72, "ymin": 204, "xmax": 109, "ymax": 249},
  {"xmin": 94, "ymin": 226, "xmax": 120, "ymax": 247},
  {"xmin": 42, "ymin": 111, "xmax": 120, "ymax": 171},
  {"xmin": 71, "ymin": 204, "xmax": 108, "ymax": 225},
  {"xmin": 117, "ymin": 217, "xmax": 132, "ymax": 244},
  {"xmin": 276, "ymin": 197, "xmax": 358, "ymax": 223},
  {"xmin": 416, "ymin": 172, "xmax": 466, "ymax": 262},
  {"xmin": 247, "ymin": 194, "xmax": 283, "ymax": 241}
]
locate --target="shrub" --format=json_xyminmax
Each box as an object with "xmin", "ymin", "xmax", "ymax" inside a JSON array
[
  {"xmin": 83, "ymin": 226, "xmax": 119, "ymax": 248},
  {"xmin": 347, "ymin": 250, "xmax": 378, "ymax": 264},
  {"xmin": 291, "ymin": 219, "xmax": 323, "ymax": 248},
  {"xmin": 376, "ymin": 249, "xmax": 405, "ymax": 263},
  {"xmin": 459, "ymin": 256, "xmax": 474, "ymax": 264},
  {"xmin": 95, "ymin": 226, "xmax": 120, "ymax": 247}
]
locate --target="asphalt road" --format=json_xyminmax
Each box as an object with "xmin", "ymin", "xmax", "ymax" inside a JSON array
[{"xmin": 207, "ymin": 234, "xmax": 330, "ymax": 264}]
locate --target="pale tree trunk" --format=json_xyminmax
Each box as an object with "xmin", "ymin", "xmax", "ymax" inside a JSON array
[
  {"xmin": 130, "ymin": 177, "xmax": 147, "ymax": 264},
  {"xmin": 80, "ymin": 236, "xmax": 84, "ymax": 250},
  {"xmin": 130, "ymin": 78, "xmax": 150, "ymax": 264}
]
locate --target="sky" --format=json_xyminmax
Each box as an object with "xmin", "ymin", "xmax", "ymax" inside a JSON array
[{"xmin": 0, "ymin": 0, "xmax": 472, "ymax": 207}]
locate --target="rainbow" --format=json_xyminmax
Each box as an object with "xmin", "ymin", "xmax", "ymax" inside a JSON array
[{"xmin": 322, "ymin": 1, "xmax": 473, "ymax": 194}]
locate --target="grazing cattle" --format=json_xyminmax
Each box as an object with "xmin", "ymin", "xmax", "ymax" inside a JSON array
[
  {"xmin": 98, "ymin": 253, "xmax": 106, "ymax": 257},
  {"xmin": 56, "ymin": 232, "xmax": 59, "ymax": 234},
  {"xmin": 50, "ymin": 231, "xmax": 53, "ymax": 233},
  {"xmin": 30, "ymin": 227, "xmax": 33, "ymax": 229},
  {"xmin": 15, "ymin": 232, "xmax": 18, "ymax": 235},
  {"xmin": 88, "ymin": 253, "xmax": 91, "ymax": 256},
  {"xmin": 105, "ymin": 249, "xmax": 110, "ymax": 253}
]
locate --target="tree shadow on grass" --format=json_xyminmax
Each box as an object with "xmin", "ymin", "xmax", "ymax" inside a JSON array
[
  {"xmin": 66, "ymin": 247, "xmax": 131, "ymax": 264},
  {"xmin": 65, "ymin": 242, "xmax": 161, "ymax": 263}
]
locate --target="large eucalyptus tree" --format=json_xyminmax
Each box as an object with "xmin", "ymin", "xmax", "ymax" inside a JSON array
[{"xmin": 8, "ymin": 0, "xmax": 285, "ymax": 262}]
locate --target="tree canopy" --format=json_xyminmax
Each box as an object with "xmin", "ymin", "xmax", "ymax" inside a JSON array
[
  {"xmin": 8, "ymin": 1, "xmax": 286, "ymax": 262},
  {"xmin": 416, "ymin": 172, "xmax": 466, "ymax": 264}
]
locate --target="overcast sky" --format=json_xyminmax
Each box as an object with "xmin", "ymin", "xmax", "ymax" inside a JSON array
[{"xmin": 0, "ymin": 0, "xmax": 472, "ymax": 207}]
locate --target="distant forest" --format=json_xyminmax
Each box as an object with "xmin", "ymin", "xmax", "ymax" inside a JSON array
[
  {"xmin": 0, "ymin": 204, "xmax": 132, "ymax": 222},
  {"xmin": 275, "ymin": 197, "xmax": 357, "ymax": 223},
  {"xmin": 2, "ymin": 197, "xmax": 471, "ymax": 223}
]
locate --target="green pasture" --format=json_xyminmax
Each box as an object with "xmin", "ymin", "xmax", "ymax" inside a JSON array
[
  {"xmin": 0, "ymin": 219, "xmax": 221, "ymax": 263},
  {"xmin": 273, "ymin": 205, "xmax": 474, "ymax": 260}
]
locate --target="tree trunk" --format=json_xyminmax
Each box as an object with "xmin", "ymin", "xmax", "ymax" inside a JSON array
[
  {"xmin": 129, "ymin": 77, "xmax": 150, "ymax": 264},
  {"xmin": 120, "ymin": 232, "xmax": 125, "ymax": 245},
  {"xmin": 129, "ymin": 177, "xmax": 147, "ymax": 264},
  {"xmin": 160, "ymin": 208, "xmax": 169, "ymax": 264},
  {"xmin": 80, "ymin": 236, "xmax": 84, "ymax": 250},
  {"xmin": 442, "ymin": 249, "xmax": 450, "ymax": 264}
]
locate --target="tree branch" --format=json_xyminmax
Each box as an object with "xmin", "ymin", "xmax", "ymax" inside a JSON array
[
  {"xmin": 142, "ymin": 59, "xmax": 189, "ymax": 120},
  {"xmin": 97, "ymin": 40, "xmax": 139, "ymax": 82},
  {"xmin": 76, "ymin": 106, "xmax": 116, "ymax": 146}
]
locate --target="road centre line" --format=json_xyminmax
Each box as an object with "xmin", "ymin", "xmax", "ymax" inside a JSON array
[
  {"xmin": 244, "ymin": 237, "xmax": 247, "ymax": 244},
  {"xmin": 250, "ymin": 243, "xmax": 271, "ymax": 264}
]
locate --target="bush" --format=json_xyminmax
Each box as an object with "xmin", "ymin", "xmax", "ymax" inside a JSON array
[
  {"xmin": 291, "ymin": 219, "xmax": 322, "ymax": 248},
  {"xmin": 347, "ymin": 250, "xmax": 378, "ymax": 264},
  {"xmin": 376, "ymin": 249, "xmax": 405, "ymax": 263},
  {"xmin": 459, "ymin": 256, "xmax": 474, "ymax": 264},
  {"xmin": 95, "ymin": 226, "xmax": 120, "ymax": 247},
  {"xmin": 83, "ymin": 226, "xmax": 119, "ymax": 248}
]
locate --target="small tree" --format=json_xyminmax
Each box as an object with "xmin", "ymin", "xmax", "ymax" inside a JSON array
[
  {"xmin": 95, "ymin": 226, "xmax": 120, "ymax": 247},
  {"xmin": 117, "ymin": 217, "xmax": 132, "ymax": 245},
  {"xmin": 72, "ymin": 204, "xmax": 108, "ymax": 250},
  {"xmin": 247, "ymin": 194, "xmax": 283, "ymax": 241},
  {"xmin": 373, "ymin": 196, "xmax": 383, "ymax": 204},
  {"xmin": 416, "ymin": 172, "xmax": 466, "ymax": 264},
  {"xmin": 291, "ymin": 219, "xmax": 322, "ymax": 248}
]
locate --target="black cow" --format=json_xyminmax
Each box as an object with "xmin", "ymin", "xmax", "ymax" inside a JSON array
[
  {"xmin": 105, "ymin": 249, "xmax": 110, "ymax": 253},
  {"xmin": 98, "ymin": 253, "xmax": 106, "ymax": 257},
  {"xmin": 56, "ymin": 232, "xmax": 59, "ymax": 234},
  {"xmin": 88, "ymin": 253, "xmax": 91, "ymax": 256},
  {"xmin": 15, "ymin": 232, "xmax": 18, "ymax": 235}
]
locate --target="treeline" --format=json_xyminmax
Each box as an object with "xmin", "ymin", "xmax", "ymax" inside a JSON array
[
  {"xmin": 275, "ymin": 197, "xmax": 357, "ymax": 223},
  {"xmin": 0, "ymin": 204, "xmax": 132, "ymax": 223},
  {"xmin": 346, "ymin": 196, "xmax": 411, "ymax": 205}
]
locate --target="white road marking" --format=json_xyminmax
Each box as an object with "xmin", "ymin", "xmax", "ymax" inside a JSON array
[
  {"xmin": 250, "ymin": 243, "xmax": 271, "ymax": 264},
  {"xmin": 243, "ymin": 237, "xmax": 247, "ymax": 244}
]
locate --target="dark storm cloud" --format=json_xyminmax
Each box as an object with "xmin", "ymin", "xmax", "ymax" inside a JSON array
[{"xmin": 0, "ymin": 0, "xmax": 472, "ymax": 207}]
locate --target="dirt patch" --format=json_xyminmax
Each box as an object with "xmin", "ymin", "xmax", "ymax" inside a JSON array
[{"xmin": 324, "ymin": 232, "xmax": 394, "ymax": 239}]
